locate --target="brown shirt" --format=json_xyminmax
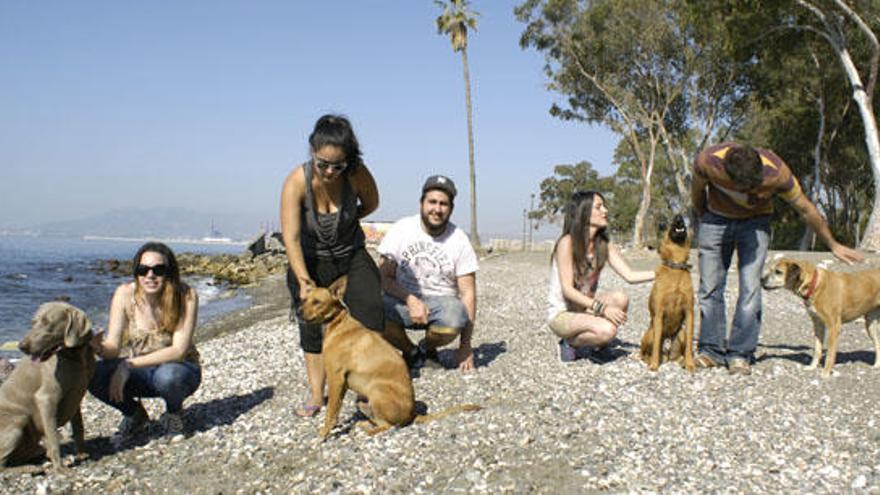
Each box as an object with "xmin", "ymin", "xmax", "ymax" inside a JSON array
[
  {"xmin": 121, "ymin": 288, "xmax": 200, "ymax": 365},
  {"xmin": 694, "ymin": 142, "xmax": 803, "ymax": 219}
]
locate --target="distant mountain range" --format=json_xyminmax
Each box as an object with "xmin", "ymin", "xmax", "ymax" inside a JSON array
[{"xmin": 26, "ymin": 208, "xmax": 271, "ymax": 240}]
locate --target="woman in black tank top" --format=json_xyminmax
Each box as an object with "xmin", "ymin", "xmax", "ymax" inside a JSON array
[{"xmin": 279, "ymin": 114, "xmax": 384, "ymax": 418}]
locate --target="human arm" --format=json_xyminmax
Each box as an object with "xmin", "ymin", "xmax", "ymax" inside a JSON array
[
  {"xmin": 280, "ymin": 166, "xmax": 315, "ymax": 299},
  {"xmin": 455, "ymin": 273, "xmax": 476, "ymax": 371},
  {"xmin": 350, "ymin": 164, "xmax": 379, "ymax": 219},
  {"xmin": 378, "ymin": 255, "xmax": 428, "ymax": 325},
  {"xmin": 790, "ymin": 194, "xmax": 863, "ymax": 265},
  {"xmin": 691, "ymin": 155, "xmax": 709, "ymax": 218},
  {"xmin": 607, "ymin": 243, "xmax": 655, "ymax": 284},
  {"xmin": 94, "ymin": 284, "xmax": 132, "ymax": 360}
]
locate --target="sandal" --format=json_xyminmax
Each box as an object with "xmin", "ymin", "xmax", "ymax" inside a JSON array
[
  {"xmin": 694, "ymin": 354, "xmax": 721, "ymax": 369},
  {"xmin": 294, "ymin": 404, "xmax": 322, "ymax": 418}
]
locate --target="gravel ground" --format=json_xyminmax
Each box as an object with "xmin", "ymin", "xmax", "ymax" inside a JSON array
[{"xmin": 3, "ymin": 249, "xmax": 880, "ymax": 494}]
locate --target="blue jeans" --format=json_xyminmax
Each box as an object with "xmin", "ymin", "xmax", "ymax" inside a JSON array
[
  {"xmin": 383, "ymin": 294, "xmax": 469, "ymax": 331},
  {"xmin": 697, "ymin": 211, "xmax": 771, "ymax": 363},
  {"xmin": 89, "ymin": 359, "xmax": 201, "ymax": 415}
]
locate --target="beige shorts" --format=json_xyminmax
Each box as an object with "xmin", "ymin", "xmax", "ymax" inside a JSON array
[{"xmin": 548, "ymin": 311, "xmax": 578, "ymax": 337}]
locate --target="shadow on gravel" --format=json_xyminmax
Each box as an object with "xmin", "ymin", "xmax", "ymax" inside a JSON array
[
  {"xmin": 76, "ymin": 386, "xmax": 275, "ymax": 462},
  {"xmin": 757, "ymin": 344, "xmax": 876, "ymax": 367},
  {"xmin": 472, "ymin": 341, "xmax": 507, "ymax": 367}
]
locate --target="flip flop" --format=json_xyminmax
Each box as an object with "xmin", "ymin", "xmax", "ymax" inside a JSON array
[{"xmin": 294, "ymin": 404, "xmax": 321, "ymax": 418}]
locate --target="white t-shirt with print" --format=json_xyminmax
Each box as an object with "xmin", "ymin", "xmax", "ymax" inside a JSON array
[{"xmin": 377, "ymin": 215, "xmax": 478, "ymax": 297}]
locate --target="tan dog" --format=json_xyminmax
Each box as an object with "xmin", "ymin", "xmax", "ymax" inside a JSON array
[
  {"xmin": 640, "ymin": 215, "xmax": 695, "ymax": 372},
  {"xmin": 761, "ymin": 257, "xmax": 880, "ymax": 376},
  {"xmin": 300, "ymin": 276, "xmax": 479, "ymax": 438},
  {"xmin": 0, "ymin": 302, "xmax": 96, "ymax": 469}
]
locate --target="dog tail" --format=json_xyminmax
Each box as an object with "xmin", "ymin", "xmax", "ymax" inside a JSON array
[{"xmin": 413, "ymin": 404, "xmax": 481, "ymax": 425}]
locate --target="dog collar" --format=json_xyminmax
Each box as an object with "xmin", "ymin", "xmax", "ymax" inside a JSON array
[
  {"xmin": 800, "ymin": 270, "xmax": 820, "ymax": 300},
  {"xmin": 662, "ymin": 260, "xmax": 692, "ymax": 271}
]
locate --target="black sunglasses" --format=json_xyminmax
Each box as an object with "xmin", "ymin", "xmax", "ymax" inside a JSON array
[
  {"xmin": 135, "ymin": 264, "xmax": 168, "ymax": 277},
  {"xmin": 313, "ymin": 158, "xmax": 348, "ymax": 172}
]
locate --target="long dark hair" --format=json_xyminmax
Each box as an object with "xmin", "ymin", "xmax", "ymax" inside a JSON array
[
  {"xmin": 552, "ymin": 191, "xmax": 609, "ymax": 289},
  {"xmin": 132, "ymin": 241, "xmax": 188, "ymax": 333},
  {"xmin": 308, "ymin": 114, "xmax": 364, "ymax": 173}
]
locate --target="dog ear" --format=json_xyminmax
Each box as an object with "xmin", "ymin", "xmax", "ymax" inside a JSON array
[
  {"xmin": 784, "ymin": 261, "xmax": 802, "ymax": 287},
  {"xmin": 328, "ymin": 276, "xmax": 348, "ymax": 299},
  {"xmin": 64, "ymin": 305, "xmax": 92, "ymax": 347}
]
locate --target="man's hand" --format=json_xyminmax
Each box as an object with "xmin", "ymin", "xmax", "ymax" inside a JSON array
[
  {"xmin": 406, "ymin": 295, "xmax": 429, "ymax": 326},
  {"xmin": 455, "ymin": 344, "xmax": 475, "ymax": 372},
  {"xmin": 831, "ymin": 243, "xmax": 864, "ymax": 265},
  {"xmin": 109, "ymin": 360, "xmax": 130, "ymax": 403}
]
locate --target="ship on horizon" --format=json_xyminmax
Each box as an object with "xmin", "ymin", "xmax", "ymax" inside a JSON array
[{"xmin": 202, "ymin": 221, "xmax": 233, "ymax": 244}]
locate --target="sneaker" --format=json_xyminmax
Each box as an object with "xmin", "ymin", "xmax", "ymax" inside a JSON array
[
  {"xmin": 419, "ymin": 343, "xmax": 444, "ymax": 369},
  {"xmin": 559, "ymin": 339, "xmax": 577, "ymax": 362},
  {"xmin": 160, "ymin": 412, "xmax": 186, "ymax": 442},
  {"xmin": 727, "ymin": 359, "xmax": 751, "ymax": 376},
  {"xmin": 113, "ymin": 403, "xmax": 149, "ymax": 443}
]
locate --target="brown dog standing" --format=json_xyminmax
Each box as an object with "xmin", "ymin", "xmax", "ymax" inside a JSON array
[
  {"xmin": 300, "ymin": 276, "xmax": 478, "ymax": 438},
  {"xmin": 0, "ymin": 302, "xmax": 96, "ymax": 469},
  {"xmin": 640, "ymin": 215, "xmax": 696, "ymax": 372},
  {"xmin": 761, "ymin": 257, "xmax": 880, "ymax": 376}
]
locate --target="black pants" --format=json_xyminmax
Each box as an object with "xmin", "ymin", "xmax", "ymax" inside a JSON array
[{"xmin": 286, "ymin": 248, "xmax": 384, "ymax": 353}]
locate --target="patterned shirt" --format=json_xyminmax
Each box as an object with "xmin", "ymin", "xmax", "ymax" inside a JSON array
[{"xmin": 694, "ymin": 142, "xmax": 803, "ymax": 219}]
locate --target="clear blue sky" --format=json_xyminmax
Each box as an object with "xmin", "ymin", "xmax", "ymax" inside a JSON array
[{"xmin": 0, "ymin": 1, "xmax": 618, "ymax": 240}]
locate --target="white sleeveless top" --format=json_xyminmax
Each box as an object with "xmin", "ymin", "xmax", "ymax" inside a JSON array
[{"xmin": 546, "ymin": 255, "xmax": 601, "ymax": 323}]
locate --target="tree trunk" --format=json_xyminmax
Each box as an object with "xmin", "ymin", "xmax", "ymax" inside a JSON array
[
  {"xmin": 631, "ymin": 139, "xmax": 658, "ymax": 247},
  {"xmin": 461, "ymin": 47, "xmax": 481, "ymax": 248},
  {"xmin": 800, "ymin": 85, "xmax": 825, "ymax": 251}
]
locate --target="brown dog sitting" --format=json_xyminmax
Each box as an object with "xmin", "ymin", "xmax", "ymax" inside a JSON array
[
  {"xmin": 0, "ymin": 302, "xmax": 96, "ymax": 470},
  {"xmin": 761, "ymin": 257, "xmax": 880, "ymax": 377},
  {"xmin": 640, "ymin": 215, "xmax": 696, "ymax": 372},
  {"xmin": 300, "ymin": 276, "xmax": 479, "ymax": 438}
]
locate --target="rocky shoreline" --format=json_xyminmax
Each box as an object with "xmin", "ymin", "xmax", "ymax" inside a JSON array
[{"xmin": 3, "ymin": 249, "xmax": 880, "ymax": 493}]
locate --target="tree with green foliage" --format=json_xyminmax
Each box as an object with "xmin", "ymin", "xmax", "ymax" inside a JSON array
[
  {"xmin": 435, "ymin": 0, "xmax": 481, "ymax": 247},
  {"xmin": 531, "ymin": 160, "xmax": 611, "ymax": 223},
  {"xmin": 516, "ymin": 0, "xmax": 750, "ymax": 246}
]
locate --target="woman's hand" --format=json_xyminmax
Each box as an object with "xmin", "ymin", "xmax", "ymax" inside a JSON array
[
  {"xmin": 109, "ymin": 360, "xmax": 130, "ymax": 403},
  {"xmin": 602, "ymin": 306, "xmax": 627, "ymax": 326},
  {"xmin": 90, "ymin": 327, "xmax": 105, "ymax": 358},
  {"xmin": 298, "ymin": 279, "xmax": 316, "ymax": 301}
]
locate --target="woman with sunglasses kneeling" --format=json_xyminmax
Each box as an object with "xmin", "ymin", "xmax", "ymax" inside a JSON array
[
  {"xmin": 280, "ymin": 114, "xmax": 383, "ymax": 418},
  {"xmin": 89, "ymin": 241, "xmax": 201, "ymax": 443}
]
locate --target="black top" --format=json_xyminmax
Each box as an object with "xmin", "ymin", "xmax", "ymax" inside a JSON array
[{"xmin": 300, "ymin": 162, "xmax": 365, "ymax": 259}]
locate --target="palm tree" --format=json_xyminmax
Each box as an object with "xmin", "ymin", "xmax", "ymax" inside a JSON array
[{"xmin": 435, "ymin": 0, "xmax": 481, "ymax": 248}]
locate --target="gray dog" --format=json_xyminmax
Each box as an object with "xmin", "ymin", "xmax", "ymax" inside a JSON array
[{"xmin": 0, "ymin": 302, "xmax": 96, "ymax": 469}]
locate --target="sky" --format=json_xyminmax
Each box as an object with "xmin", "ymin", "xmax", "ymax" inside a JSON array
[{"xmin": 0, "ymin": 1, "xmax": 618, "ymax": 241}]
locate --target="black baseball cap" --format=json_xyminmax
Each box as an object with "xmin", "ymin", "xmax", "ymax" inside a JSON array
[{"xmin": 422, "ymin": 175, "xmax": 457, "ymax": 200}]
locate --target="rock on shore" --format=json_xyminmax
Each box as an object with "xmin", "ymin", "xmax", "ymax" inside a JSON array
[{"xmin": 3, "ymin": 251, "xmax": 880, "ymax": 493}]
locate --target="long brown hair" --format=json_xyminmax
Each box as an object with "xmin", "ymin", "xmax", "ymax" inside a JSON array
[
  {"xmin": 552, "ymin": 191, "xmax": 609, "ymax": 289},
  {"xmin": 132, "ymin": 242, "xmax": 188, "ymax": 333}
]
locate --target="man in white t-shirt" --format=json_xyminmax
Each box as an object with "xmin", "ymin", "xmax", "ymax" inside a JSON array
[{"xmin": 378, "ymin": 175, "xmax": 478, "ymax": 372}]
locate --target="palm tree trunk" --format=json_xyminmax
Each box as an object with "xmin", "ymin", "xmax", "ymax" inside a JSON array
[{"xmin": 461, "ymin": 47, "xmax": 481, "ymax": 248}]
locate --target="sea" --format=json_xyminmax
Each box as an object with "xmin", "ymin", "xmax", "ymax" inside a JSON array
[{"xmin": 0, "ymin": 235, "xmax": 252, "ymax": 359}]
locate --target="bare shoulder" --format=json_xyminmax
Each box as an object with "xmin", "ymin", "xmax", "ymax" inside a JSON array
[{"xmin": 283, "ymin": 164, "xmax": 306, "ymax": 192}]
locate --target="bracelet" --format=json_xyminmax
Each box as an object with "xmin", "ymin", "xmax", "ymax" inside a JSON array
[{"xmin": 591, "ymin": 299, "xmax": 606, "ymax": 316}]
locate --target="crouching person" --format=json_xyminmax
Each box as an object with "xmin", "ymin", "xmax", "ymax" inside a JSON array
[
  {"xmin": 378, "ymin": 175, "xmax": 478, "ymax": 371},
  {"xmin": 89, "ymin": 242, "xmax": 201, "ymax": 443}
]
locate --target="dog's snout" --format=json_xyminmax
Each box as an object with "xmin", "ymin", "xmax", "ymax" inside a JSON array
[{"xmin": 18, "ymin": 339, "xmax": 29, "ymax": 354}]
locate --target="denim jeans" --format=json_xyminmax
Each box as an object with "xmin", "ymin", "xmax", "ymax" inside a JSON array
[
  {"xmin": 383, "ymin": 294, "xmax": 469, "ymax": 331},
  {"xmin": 89, "ymin": 358, "xmax": 201, "ymax": 415},
  {"xmin": 697, "ymin": 210, "xmax": 771, "ymax": 363}
]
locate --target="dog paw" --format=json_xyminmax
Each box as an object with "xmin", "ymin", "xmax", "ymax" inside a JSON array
[{"xmin": 318, "ymin": 427, "xmax": 332, "ymax": 439}]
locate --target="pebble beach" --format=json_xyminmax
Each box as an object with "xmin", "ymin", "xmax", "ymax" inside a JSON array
[{"xmin": 3, "ymin": 250, "xmax": 880, "ymax": 494}]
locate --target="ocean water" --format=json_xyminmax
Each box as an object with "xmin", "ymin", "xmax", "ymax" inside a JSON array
[{"xmin": 0, "ymin": 235, "xmax": 251, "ymax": 358}]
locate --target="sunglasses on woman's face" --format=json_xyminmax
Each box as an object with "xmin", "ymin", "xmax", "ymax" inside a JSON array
[
  {"xmin": 313, "ymin": 158, "xmax": 348, "ymax": 172},
  {"xmin": 135, "ymin": 264, "xmax": 168, "ymax": 277}
]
